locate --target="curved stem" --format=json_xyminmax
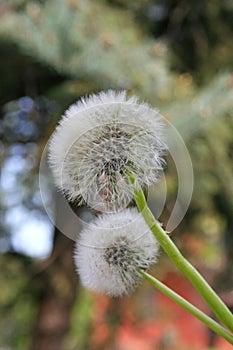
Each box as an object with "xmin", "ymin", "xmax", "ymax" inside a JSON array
[
  {"xmin": 130, "ymin": 178, "xmax": 233, "ymax": 332},
  {"xmin": 140, "ymin": 269, "xmax": 233, "ymax": 345}
]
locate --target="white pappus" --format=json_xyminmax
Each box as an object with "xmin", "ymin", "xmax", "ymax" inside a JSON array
[
  {"xmin": 48, "ymin": 90, "xmax": 167, "ymax": 212},
  {"xmin": 73, "ymin": 208, "xmax": 160, "ymax": 297}
]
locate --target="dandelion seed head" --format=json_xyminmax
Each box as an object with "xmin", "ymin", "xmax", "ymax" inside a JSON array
[
  {"xmin": 49, "ymin": 90, "xmax": 167, "ymax": 211},
  {"xmin": 74, "ymin": 208, "xmax": 159, "ymax": 297}
]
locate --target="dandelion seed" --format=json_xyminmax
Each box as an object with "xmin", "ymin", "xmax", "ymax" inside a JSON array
[
  {"xmin": 48, "ymin": 90, "xmax": 166, "ymax": 211},
  {"xmin": 73, "ymin": 208, "xmax": 159, "ymax": 297}
]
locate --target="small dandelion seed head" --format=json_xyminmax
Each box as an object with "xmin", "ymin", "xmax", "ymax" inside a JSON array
[
  {"xmin": 73, "ymin": 208, "xmax": 160, "ymax": 297},
  {"xmin": 48, "ymin": 90, "xmax": 167, "ymax": 211}
]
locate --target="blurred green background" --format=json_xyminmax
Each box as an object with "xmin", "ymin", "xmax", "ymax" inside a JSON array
[{"xmin": 0, "ymin": 1, "xmax": 232, "ymax": 349}]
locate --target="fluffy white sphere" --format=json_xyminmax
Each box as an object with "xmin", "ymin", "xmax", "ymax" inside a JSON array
[
  {"xmin": 74, "ymin": 208, "xmax": 160, "ymax": 297},
  {"xmin": 48, "ymin": 90, "xmax": 166, "ymax": 211}
]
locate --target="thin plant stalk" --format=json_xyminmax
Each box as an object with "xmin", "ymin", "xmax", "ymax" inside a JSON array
[
  {"xmin": 140, "ymin": 269, "xmax": 233, "ymax": 345},
  {"xmin": 130, "ymin": 176, "xmax": 233, "ymax": 332}
]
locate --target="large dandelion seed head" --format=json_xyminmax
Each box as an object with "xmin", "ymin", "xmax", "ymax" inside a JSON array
[
  {"xmin": 74, "ymin": 208, "xmax": 160, "ymax": 297},
  {"xmin": 48, "ymin": 90, "xmax": 167, "ymax": 211}
]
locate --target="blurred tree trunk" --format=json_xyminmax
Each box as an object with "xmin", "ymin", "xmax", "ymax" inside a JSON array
[{"xmin": 30, "ymin": 227, "xmax": 78, "ymax": 350}]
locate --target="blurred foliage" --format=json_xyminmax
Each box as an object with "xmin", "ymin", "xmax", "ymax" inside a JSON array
[
  {"xmin": 0, "ymin": 0, "xmax": 232, "ymax": 349},
  {"xmin": 64, "ymin": 289, "xmax": 93, "ymax": 350},
  {"xmin": 110, "ymin": 0, "xmax": 233, "ymax": 82},
  {"xmin": 0, "ymin": 253, "xmax": 36, "ymax": 349}
]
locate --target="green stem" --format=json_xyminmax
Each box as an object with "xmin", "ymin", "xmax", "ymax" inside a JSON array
[
  {"xmin": 140, "ymin": 269, "xmax": 233, "ymax": 345},
  {"xmin": 131, "ymin": 179, "xmax": 233, "ymax": 332}
]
